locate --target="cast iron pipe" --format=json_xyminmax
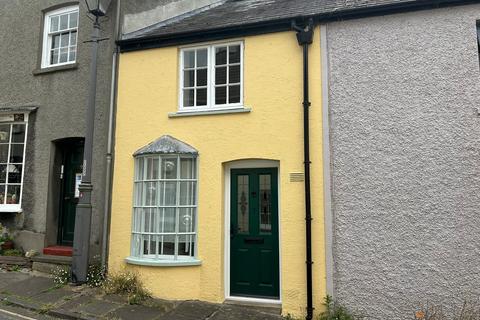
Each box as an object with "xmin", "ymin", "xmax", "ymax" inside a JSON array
[{"xmin": 292, "ymin": 18, "xmax": 314, "ymax": 320}]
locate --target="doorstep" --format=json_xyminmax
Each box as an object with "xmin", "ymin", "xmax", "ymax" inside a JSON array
[
  {"xmin": 43, "ymin": 245, "xmax": 73, "ymax": 257},
  {"xmin": 223, "ymin": 298, "xmax": 282, "ymax": 315}
]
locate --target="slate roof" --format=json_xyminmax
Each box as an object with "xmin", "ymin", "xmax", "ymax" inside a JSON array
[
  {"xmin": 133, "ymin": 135, "xmax": 198, "ymax": 156},
  {"xmin": 122, "ymin": 0, "xmax": 475, "ymax": 43}
]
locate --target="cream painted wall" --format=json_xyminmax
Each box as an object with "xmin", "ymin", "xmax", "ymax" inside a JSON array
[{"xmin": 109, "ymin": 28, "xmax": 325, "ymax": 317}]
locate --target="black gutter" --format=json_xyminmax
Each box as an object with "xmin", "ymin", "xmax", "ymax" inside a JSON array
[
  {"xmin": 292, "ymin": 18, "xmax": 315, "ymax": 320},
  {"xmin": 118, "ymin": 0, "xmax": 479, "ymax": 52}
]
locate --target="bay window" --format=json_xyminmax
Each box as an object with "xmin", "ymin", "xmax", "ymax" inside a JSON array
[{"xmin": 127, "ymin": 135, "xmax": 199, "ymax": 266}]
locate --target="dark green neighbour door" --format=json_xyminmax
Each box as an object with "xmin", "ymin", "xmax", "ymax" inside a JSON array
[
  {"xmin": 230, "ymin": 168, "xmax": 279, "ymax": 299},
  {"xmin": 58, "ymin": 141, "xmax": 84, "ymax": 245}
]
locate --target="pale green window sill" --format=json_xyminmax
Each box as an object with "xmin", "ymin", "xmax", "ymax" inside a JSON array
[{"xmin": 125, "ymin": 256, "xmax": 202, "ymax": 267}]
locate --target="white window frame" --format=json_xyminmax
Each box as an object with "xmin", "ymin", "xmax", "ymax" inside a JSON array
[
  {"xmin": 178, "ymin": 41, "xmax": 244, "ymax": 112},
  {"xmin": 127, "ymin": 154, "xmax": 200, "ymax": 266},
  {"xmin": 0, "ymin": 113, "xmax": 29, "ymax": 213},
  {"xmin": 41, "ymin": 5, "xmax": 79, "ymax": 69}
]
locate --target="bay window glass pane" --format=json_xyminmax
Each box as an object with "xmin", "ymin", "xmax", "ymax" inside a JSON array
[
  {"xmin": 184, "ymin": 51, "xmax": 195, "ymax": 68},
  {"xmin": 146, "ymin": 157, "xmax": 159, "ymax": 179},
  {"xmin": 178, "ymin": 234, "xmax": 195, "ymax": 257},
  {"xmin": 132, "ymin": 208, "xmax": 143, "ymax": 232},
  {"xmin": 197, "ymin": 69, "xmax": 207, "ymax": 86},
  {"xmin": 50, "ymin": 16, "xmax": 59, "ymax": 32},
  {"xmin": 229, "ymin": 85, "xmax": 241, "ymax": 104},
  {"xmin": 229, "ymin": 45, "xmax": 240, "ymax": 63},
  {"xmin": 0, "ymin": 145, "xmax": 8, "ymax": 163},
  {"xmin": 134, "ymin": 182, "xmax": 143, "ymax": 206},
  {"xmin": 60, "ymin": 14, "xmax": 68, "ymax": 30},
  {"xmin": 184, "ymin": 70, "xmax": 194, "ymax": 87},
  {"xmin": 69, "ymin": 12, "xmax": 78, "ymax": 28},
  {"xmin": 215, "ymin": 67, "xmax": 227, "ymax": 85},
  {"xmin": 196, "ymin": 89, "xmax": 207, "ymax": 106},
  {"xmin": 197, "ymin": 49, "xmax": 207, "ymax": 67},
  {"xmin": 6, "ymin": 185, "xmax": 20, "ymax": 204},
  {"xmin": 215, "ymin": 86, "xmax": 227, "ymax": 105},
  {"xmin": 162, "ymin": 158, "xmax": 177, "ymax": 179},
  {"xmin": 162, "ymin": 208, "xmax": 176, "ymax": 233},
  {"xmin": 180, "ymin": 158, "xmax": 195, "ymax": 179},
  {"xmin": 183, "ymin": 89, "xmax": 194, "ymax": 107},
  {"xmin": 135, "ymin": 158, "xmax": 144, "ymax": 180},
  {"xmin": 179, "ymin": 208, "xmax": 195, "ymax": 233},
  {"xmin": 229, "ymin": 65, "xmax": 240, "ymax": 84},
  {"xmin": 144, "ymin": 182, "xmax": 157, "ymax": 206},
  {"xmin": 12, "ymin": 125, "xmax": 25, "ymax": 143},
  {"xmin": 10, "ymin": 144, "xmax": 24, "ymax": 163},
  {"xmin": 0, "ymin": 185, "xmax": 5, "ymax": 204},
  {"xmin": 215, "ymin": 47, "xmax": 227, "ymax": 65},
  {"xmin": 0, "ymin": 125, "xmax": 10, "ymax": 143},
  {"xmin": 132, "ymin": 234, "xmax": 141, "ymax": 257},
  {"xmin": 161, "ymin": 182, "xmax": 176, "ymax": 206},
  {"xmin": 0, "ymin": 167, "xmax": 5, "ymax": 183},
  {"xmin": 179, "ymin": 182, "xmax": 196, "ymax": 205},
  {"xmin": 162, "ymin": 235, "xmax": 175, "ymax": 255},
  {"xmin": 8, "ymin": 165, "xmax": 21, "ymax": 184}
]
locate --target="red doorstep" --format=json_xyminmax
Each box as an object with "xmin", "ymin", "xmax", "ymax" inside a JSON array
[{"xmin": 43, "ymin": 246, "xmax": 73, "ymax": 257}]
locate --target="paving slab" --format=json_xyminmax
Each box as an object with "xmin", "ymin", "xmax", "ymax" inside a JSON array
[
  {"xmin": 55, "ymin": 294, "xmax": 94, "ymax": 311},
  {"xmin": 76, "ymin": 299, "xmax": 121, "ymax": 316},
  {"xmin": 160, "ymin": 301, "xmax": 220, "ymax": 320},
  {"xmin": 211, "ymin": 304, "xmax": 283, "ymax": 320},
  {"xmin": 0, "ymin": 272, "xmax": 31, "ymax": 290},
  {"xmin": 108, "ymin": 304, "xmax": 168, "ymax": 320},
  {"xmin": 31, "ymin": 287, "xmax": 76, "ymax": 304},
  {"xmin": 1, "ymin": 276, "xmax": 55, "ymax": 297}
]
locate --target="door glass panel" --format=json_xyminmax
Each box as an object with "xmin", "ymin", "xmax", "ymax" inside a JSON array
[
  {"xmin": 237, "ymin": 175, "xmax": 249, "ymax": 234},
  {"xmin": 259, "ymin": 174, "xmax": 272, "ymax": 233}
]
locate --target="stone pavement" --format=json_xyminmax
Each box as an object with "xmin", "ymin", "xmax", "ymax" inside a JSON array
[{"xmin": 0, "ymin": 270, "xmax": 284, "ymax": 320}]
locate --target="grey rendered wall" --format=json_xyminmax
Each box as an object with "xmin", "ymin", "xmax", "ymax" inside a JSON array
[
  {"xmin": 0, "ymin": 0, "xmax": 116, "ymax": 254},
  {"xmin": 326, "ymin": 4, "xmax": 480, "ymax": 318}
]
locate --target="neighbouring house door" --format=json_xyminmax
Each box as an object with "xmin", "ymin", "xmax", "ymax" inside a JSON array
[
  {"xmin": 230, "ymin": 168, "xmax": 279, "ymax": 299},
  {"xmin": 58, "ymin": 141, "xmax": 84, "ymax": 245}
]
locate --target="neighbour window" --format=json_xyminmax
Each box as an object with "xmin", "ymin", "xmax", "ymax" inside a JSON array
[
  {"xmin": 131, "ymin": 154, "xmax": 197, "ymax": 262},
  {"xmin": 180, "ymin": 42, "xmax": 243, "ymax": 111},
  {"xmin": 42, "ymin": 6, "xmax": 79, "ymax": 68},
  {"xmin": 0, "ymin": 114, "xmax": 28, "ymax": 212}
]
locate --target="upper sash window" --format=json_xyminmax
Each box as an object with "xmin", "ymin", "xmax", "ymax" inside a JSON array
[
  {"xmin": 179, "ymin": 42, "xmax": 244, "ymax": 111},
  {"xmin": 41, "ymin": 6, "xmax": 79, "ymax": 68}
]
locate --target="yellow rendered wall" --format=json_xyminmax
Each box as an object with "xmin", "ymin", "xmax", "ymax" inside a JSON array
[{"xmin": 109, "ymin": 28, "xmax": 325, "ymax": 317}]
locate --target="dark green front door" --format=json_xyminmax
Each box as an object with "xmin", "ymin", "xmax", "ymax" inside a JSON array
[
  {"xmin": 58, "ymin": 141, "xmax": 84, "ymax": 245},
  {"xmin": 230, "ymin": 168, "xmax": 279, "ymax": 299}
]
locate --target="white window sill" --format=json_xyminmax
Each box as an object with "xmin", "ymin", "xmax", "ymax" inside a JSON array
[
  {"xmin": 125, "ymin": 256, "xmax": 202, "ymax": 267},
  {"xmin": 169, "ymin": 107, "xmax": 251, "ymax": 118},
  {"xmin": 0, "ymin": 205, "xmax": 22, "ymax": 213}
]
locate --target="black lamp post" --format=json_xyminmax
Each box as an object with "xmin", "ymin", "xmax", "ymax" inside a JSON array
[{"xmin": 71, "ymin": 0, "xmax": 112, "ymax": 284}]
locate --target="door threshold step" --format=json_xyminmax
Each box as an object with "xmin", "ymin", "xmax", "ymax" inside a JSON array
[
  {"xmin": 32, "ymin": 254, "xmax": 72, "ymax": 265},
  {"xmin": 42, "ymin": 246, "xmax": 72, "ymax": 257},
  {"xmin": 223, "ymin": 299, "xmax": 282, "ymax": 315}
]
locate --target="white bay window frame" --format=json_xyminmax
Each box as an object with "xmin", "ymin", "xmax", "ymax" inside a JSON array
[
  {"xmin": 127, "ymin": 153, "xmax": 200, "ymax": 266},
  {"xmin": 41, "ymin": 5, "xmax": 79, "ymax": 69},
  {"xmin": 179, "ymin": 41, "xmax": 244, "ymax": 112},
  {"xmin": 0, "ymin": 113, "xmax": 29, "ymax": 213}
]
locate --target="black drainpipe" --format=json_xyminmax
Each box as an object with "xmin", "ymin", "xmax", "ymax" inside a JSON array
[{"xmin": 292, "ymin": 18, "xmax": 314, "ymax": 320}]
